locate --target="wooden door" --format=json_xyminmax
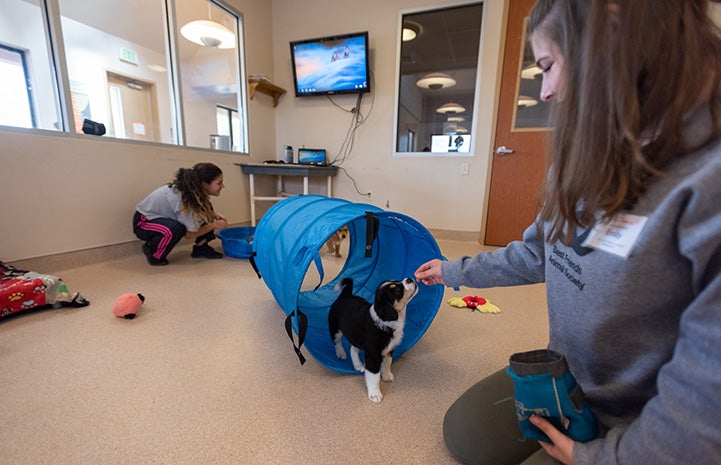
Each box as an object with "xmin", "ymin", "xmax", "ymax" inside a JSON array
[
  {"xmin": 484, "ymin": 0, "xmax": 551, "ymax": 246},
  {"xmin": 107, "ymin": 73, "xmax": 158, "ymax": 142}
]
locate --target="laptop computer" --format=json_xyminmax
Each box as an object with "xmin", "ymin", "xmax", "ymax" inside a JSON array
[{"xmin": 297, "ymin": 148, "xmax": 328, "ymax": 166}]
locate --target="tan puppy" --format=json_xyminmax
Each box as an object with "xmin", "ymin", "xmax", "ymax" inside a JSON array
[{"xmin": 325, "ymin": 225, "xmax": 350, "ymax": 257}]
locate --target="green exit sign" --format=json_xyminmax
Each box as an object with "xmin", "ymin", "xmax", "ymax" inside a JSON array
[{"xmin": 119, "ymin": 47, "xmax": 138, "ymax": 65}]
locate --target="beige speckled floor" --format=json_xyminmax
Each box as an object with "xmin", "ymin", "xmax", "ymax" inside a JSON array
[{"xmin": 2, "ymin": 237, "xmax": 548, "ymax": 465}]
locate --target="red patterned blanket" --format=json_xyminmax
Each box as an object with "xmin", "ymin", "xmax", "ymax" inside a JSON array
[{"xmin": 1, "ymin": 261, "xmax": 89, "ymax": 319}]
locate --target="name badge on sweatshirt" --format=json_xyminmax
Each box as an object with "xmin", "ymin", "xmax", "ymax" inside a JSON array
[{"xmin": 582, "ymin": 213, "xmax": 648, "ymax": 258}]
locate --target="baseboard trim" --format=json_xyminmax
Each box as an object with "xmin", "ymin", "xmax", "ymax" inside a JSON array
[
  {"xmin": 8, "ymin": 222, "xmax": 256, "ymax": 273},
  {"xmin": 428, "ymin": 229, "xmax": 481, "ymax": 243},
  {"xmin": 8, "ymin": 225, "xmax": 479, "ymax": 274},
  {"xmin": 8, "ymin": 241, "xmax": 144, "ymax": 274}
]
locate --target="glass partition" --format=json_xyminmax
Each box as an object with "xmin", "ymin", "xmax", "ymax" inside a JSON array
[
  {"xmin": 1, "ymin": 0, "xmax": 248, "ymax": 154},
  {"xmin": 59, "ymin": 0, "xmax": 171, "ymax": 141},
  {"xmin": 0, "ymin": 0, "xmax": 62, "ymax": 131},
  {"xmin": 176, "ymin": 0, "xmax": 247, "ymax": 152},
  {"xmin": 394, "ymin": 2, "xmax": 483, "ymax": 155},
  {"xmin": 514, "ymin": 27, "xmax": 551, "ymax": 130}
]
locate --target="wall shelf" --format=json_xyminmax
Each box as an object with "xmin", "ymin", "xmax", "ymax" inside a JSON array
[{"xmin": 248, "ymin": 77, "xmax": 286, "ymax": 107}]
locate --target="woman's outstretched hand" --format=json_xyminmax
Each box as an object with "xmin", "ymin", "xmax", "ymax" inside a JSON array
[{"xmin": 414, "ymin": 259, "xmax": 445, "ymax": 286}]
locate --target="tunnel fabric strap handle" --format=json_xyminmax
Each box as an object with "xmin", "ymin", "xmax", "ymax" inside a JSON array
[
  {"xmin": 249, "ymin": 252, "xmax": 262, "ymax": 279},
  {"xmin": 311, "ymin": 251, "xmax": 324, "ymax": 291},
  {"xmin": 365, "ymin": 211, "xmax": 379, "ymax": 257},
  {"xmin": 284, "ymin": 309, "xmax": 307, "ymax": 365},
  {"xmin": 292, "ymin": 247, "xmax": 325, "ymax": 290}
]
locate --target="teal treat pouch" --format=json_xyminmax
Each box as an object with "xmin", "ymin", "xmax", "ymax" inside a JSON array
[{"xmin": 507, "ymin": 349, "xmax": 598, "ymax": 443}]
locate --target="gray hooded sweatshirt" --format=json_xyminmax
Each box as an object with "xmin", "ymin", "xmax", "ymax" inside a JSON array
[{"xmin": 442, "ymin": 104, "xmax": 721, "ymax": 465}]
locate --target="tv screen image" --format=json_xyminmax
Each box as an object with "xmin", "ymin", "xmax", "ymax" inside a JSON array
[{"xmin": 290, "ymin": 31, "xmax": 370, "ymax": 97}]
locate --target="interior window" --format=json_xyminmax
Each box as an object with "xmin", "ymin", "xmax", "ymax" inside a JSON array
[
  {"xmin": 216, "ymin": 105, "xmax": 241, "ymax": 151},
  {"xmin": 0, "ymin": 45, "xmax": 34, "ymax": 128},
  {"xmin": 514, "ymin": 26, "xmax": 551, "ymax": 130},
  {"xmin": 1, "ymin": 0, "xmax": 249, "ymax": 154},
  {"xmin": 176, "ymin": 0, "xmax": 248, "ymax": 152},
  {"xmin": 394, "ymin": 2, "xmax": 483, "ymax": 155},
  {"xmin": 58, "ymin": 0, "xmax": 171, "ymax": 141},
  {"xmin": 0, "ymin": 0, "xmax": 61, "ymax": 131}
]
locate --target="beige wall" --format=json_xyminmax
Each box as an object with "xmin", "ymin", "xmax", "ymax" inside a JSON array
[
  {"xmin": 272, "ymin": 0, "xmax": 506, "ymax": 234},
  {"xmin": 0, "ymin": 0, "xmax": 274, "ymax": 262},
  {"xmin": 0, "ymin": 0, "xmax": 507, "ymax": 262}
]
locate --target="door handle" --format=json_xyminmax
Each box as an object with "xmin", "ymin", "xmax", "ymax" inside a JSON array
[{"xmin": 495, "ymin": 146, "xmax": 515, "ymax": 156}]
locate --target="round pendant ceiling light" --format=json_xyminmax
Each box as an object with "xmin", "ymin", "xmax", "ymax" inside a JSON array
[
  {"xmin": 436, "ymin": 102, "xmax": 466, "ymax": 114},
  {"xmin": 517, "ymin": 95, "xmax": 539, "ymax": 108},
  {"xmin": 521, "ymin": 65, "xmax": 542, "ymax": 80},
  {"xmin": 402, "ymin": 20, "xmax": 422, "ymax": 42},
  {"xmin": 417, "ymin": 72, "xmax": 457, "ymax": 90},
  {"xmin": 180, "ymin": 20, "xmax": 235, "ymax": 49}
]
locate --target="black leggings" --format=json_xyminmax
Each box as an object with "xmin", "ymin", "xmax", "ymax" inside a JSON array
[{"xmin": 133, "ymin": 211, "xmax": 215, "ymax": 260}]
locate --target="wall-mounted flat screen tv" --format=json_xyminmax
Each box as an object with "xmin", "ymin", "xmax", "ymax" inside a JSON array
[{"xmin": 289, "ymin": 31, "xmax": 370, "ymax": 97}]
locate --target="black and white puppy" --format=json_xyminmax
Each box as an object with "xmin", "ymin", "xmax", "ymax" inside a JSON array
[{"xmin": 328, "ymin": 277, "xmax": 418, "ymax": 403}]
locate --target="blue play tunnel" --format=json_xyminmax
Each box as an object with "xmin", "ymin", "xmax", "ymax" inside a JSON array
[{"xmin": 251, "ymin": 195, "xmax": 444, "ymax": 373}]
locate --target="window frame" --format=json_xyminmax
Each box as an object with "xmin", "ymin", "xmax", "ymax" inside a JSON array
[
  {"xmin": 0, "ymin": 44, "xmax": 37, "ymax": 128},
  {"xmin": 391, "ymin": 1, "xmax": 484, "ymax": 158},
  {"xmin": 2, "ymin": 0, "xmax": 249, "ymax": 155}
]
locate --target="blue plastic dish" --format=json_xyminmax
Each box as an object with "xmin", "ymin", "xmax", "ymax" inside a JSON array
[{"xmin": 217, "ymin": 226, "xmax": 256, "ymax": 259}]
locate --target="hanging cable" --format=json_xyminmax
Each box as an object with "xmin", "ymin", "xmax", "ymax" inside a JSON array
[
  {"xmin": 327, "ymin": 70, "xmax": 375, "ymax": 167},
  {"xmin": 337, "ymin": 166, "xmax": 371, "ymax": 197},
  {"xmin": 325, "ymin": 70, "xmax": 375, "ymax": 198}
]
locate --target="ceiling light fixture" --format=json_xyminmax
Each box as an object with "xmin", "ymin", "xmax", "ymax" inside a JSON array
[
  {"xmin": 517, "ymin": 95, "xmax": 539, "ymax": 108},
  {"xmin": 180, "ymin": 4, "xmax": 235, "ymax": 49},
  {"xmin": 443, "ymin": 122, "xmax": 458, "ymax": 134},
  {"xmin": 181, "ymin": 20, "xmax": 235, "ymax": 48},
  {"xmin": 402, "ymin": 20, "xmax": 422, "ymax": 42},
  {"xmin": 520, "ymin": 65, "xmax": 542, "ymax": 80},
  {"xmin": 147, "ymin": 64, "xmax": 167, "ymax": 73},
  {"xmin": 443, "ymin": 122, "xmax": 468, "ymax": 134},
  {"xmin": 436, "ymin": 102, "xmax": 466, "ymax": 114},
  {"xmin": 447, "ymin": 116, "xmax": 465, "ymax": 122},
  {"xmin": 416, "ymin": 72, "xmax": 456, "ymax": 90},
  {"xmin": 402, "ymin": 27, "xmax": 417, "ymax": 42}
]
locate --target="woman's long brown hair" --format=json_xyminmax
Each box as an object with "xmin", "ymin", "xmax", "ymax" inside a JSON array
[
  {"xmin": 169, "ymin": 162, "xmax": 222, "ymax": 224},
  {"xmin": 529, "ymin": 0, "xmax": 721, "ymax": 244}
]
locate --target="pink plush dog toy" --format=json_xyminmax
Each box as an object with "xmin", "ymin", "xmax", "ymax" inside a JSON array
[{"xmin": 112, "ymin": 293, "xmax": 145, "ymax": 319}]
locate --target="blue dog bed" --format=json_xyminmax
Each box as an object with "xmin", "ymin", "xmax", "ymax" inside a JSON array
[{"xmin": 251, "ymin": 195, "xmax": 444, "ymax": 374}]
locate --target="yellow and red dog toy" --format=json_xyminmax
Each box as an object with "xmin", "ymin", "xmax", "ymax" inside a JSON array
[{"xmin": 447, "ymin": 296, "xmax": 501, "ymax": 314}]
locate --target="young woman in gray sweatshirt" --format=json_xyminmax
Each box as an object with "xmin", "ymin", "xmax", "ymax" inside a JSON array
[{"xmin": 415, "ymin": 1, "xmax": 721, "ymax": 464}]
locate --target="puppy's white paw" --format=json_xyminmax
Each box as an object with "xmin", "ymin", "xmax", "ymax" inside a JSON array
[
  {"xmin": 335, "ymin": 345, "xmax": 347, "ymax": 359},
  {"xmin": 353, "ymin": 361, "xmax": 366, "ymax": 373},
  {"xmin": 350, "ymin": 347, "xmax": 365, "ymax": 372},
  {"xmin": 365, "ymin": 371, "xmax": 382, "ymax": 403}
]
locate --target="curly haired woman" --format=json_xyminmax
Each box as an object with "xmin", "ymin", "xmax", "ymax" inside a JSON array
[{"xmin": 133, "ymin": 162, "xmax": 228, "ymax": 266}]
